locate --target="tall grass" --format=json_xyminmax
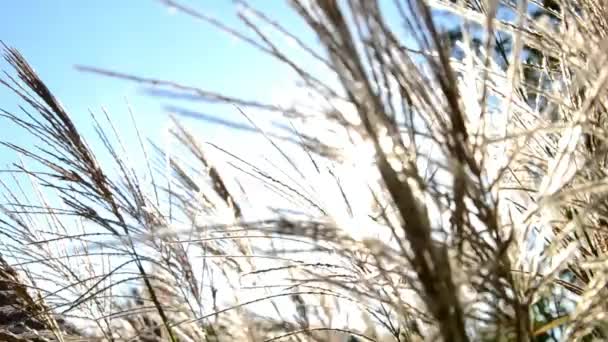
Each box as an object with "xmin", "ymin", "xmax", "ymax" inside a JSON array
[{"xmin": 1, "ymin": 0, "xmax": 607, "ymax": 341}]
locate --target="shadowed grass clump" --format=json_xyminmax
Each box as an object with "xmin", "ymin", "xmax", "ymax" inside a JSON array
[{"xmin": 2, "ymin": 0, "xmax": 608, "ymax": 341}]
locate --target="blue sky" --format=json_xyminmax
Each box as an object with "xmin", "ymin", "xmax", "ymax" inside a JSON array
[{"xmin": 0, "ymin": 1, "xmax": 313, "ymax": 169}]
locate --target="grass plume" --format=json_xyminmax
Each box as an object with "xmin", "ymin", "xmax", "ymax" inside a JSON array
[{"xmin": 1, "ymin": 0, "xmax": 608, "ymax": 341}]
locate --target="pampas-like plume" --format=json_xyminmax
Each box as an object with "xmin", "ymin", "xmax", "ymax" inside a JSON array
[{"xmin": 2, "ymin": 0, "xmax": 608, "ymax": 341}]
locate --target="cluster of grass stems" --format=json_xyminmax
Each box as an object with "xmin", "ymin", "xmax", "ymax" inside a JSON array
[{"xmin": 1, "ymin": 0, "xmax": 608, "ymax": 341}]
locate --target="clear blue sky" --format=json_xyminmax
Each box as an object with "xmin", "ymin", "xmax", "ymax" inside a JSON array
[
  {"xmin": 0, "ymin": 1, "xmax": 312, "ymax": 168},
  {"xmin": 0, "ymin": 1, "xmax": 417, "ymax": 183}
]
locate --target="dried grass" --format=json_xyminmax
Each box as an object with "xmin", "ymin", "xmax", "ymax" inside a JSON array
[{"xmin": 1, "ymin": 0, "xmax": 607, "ymax": 341}]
